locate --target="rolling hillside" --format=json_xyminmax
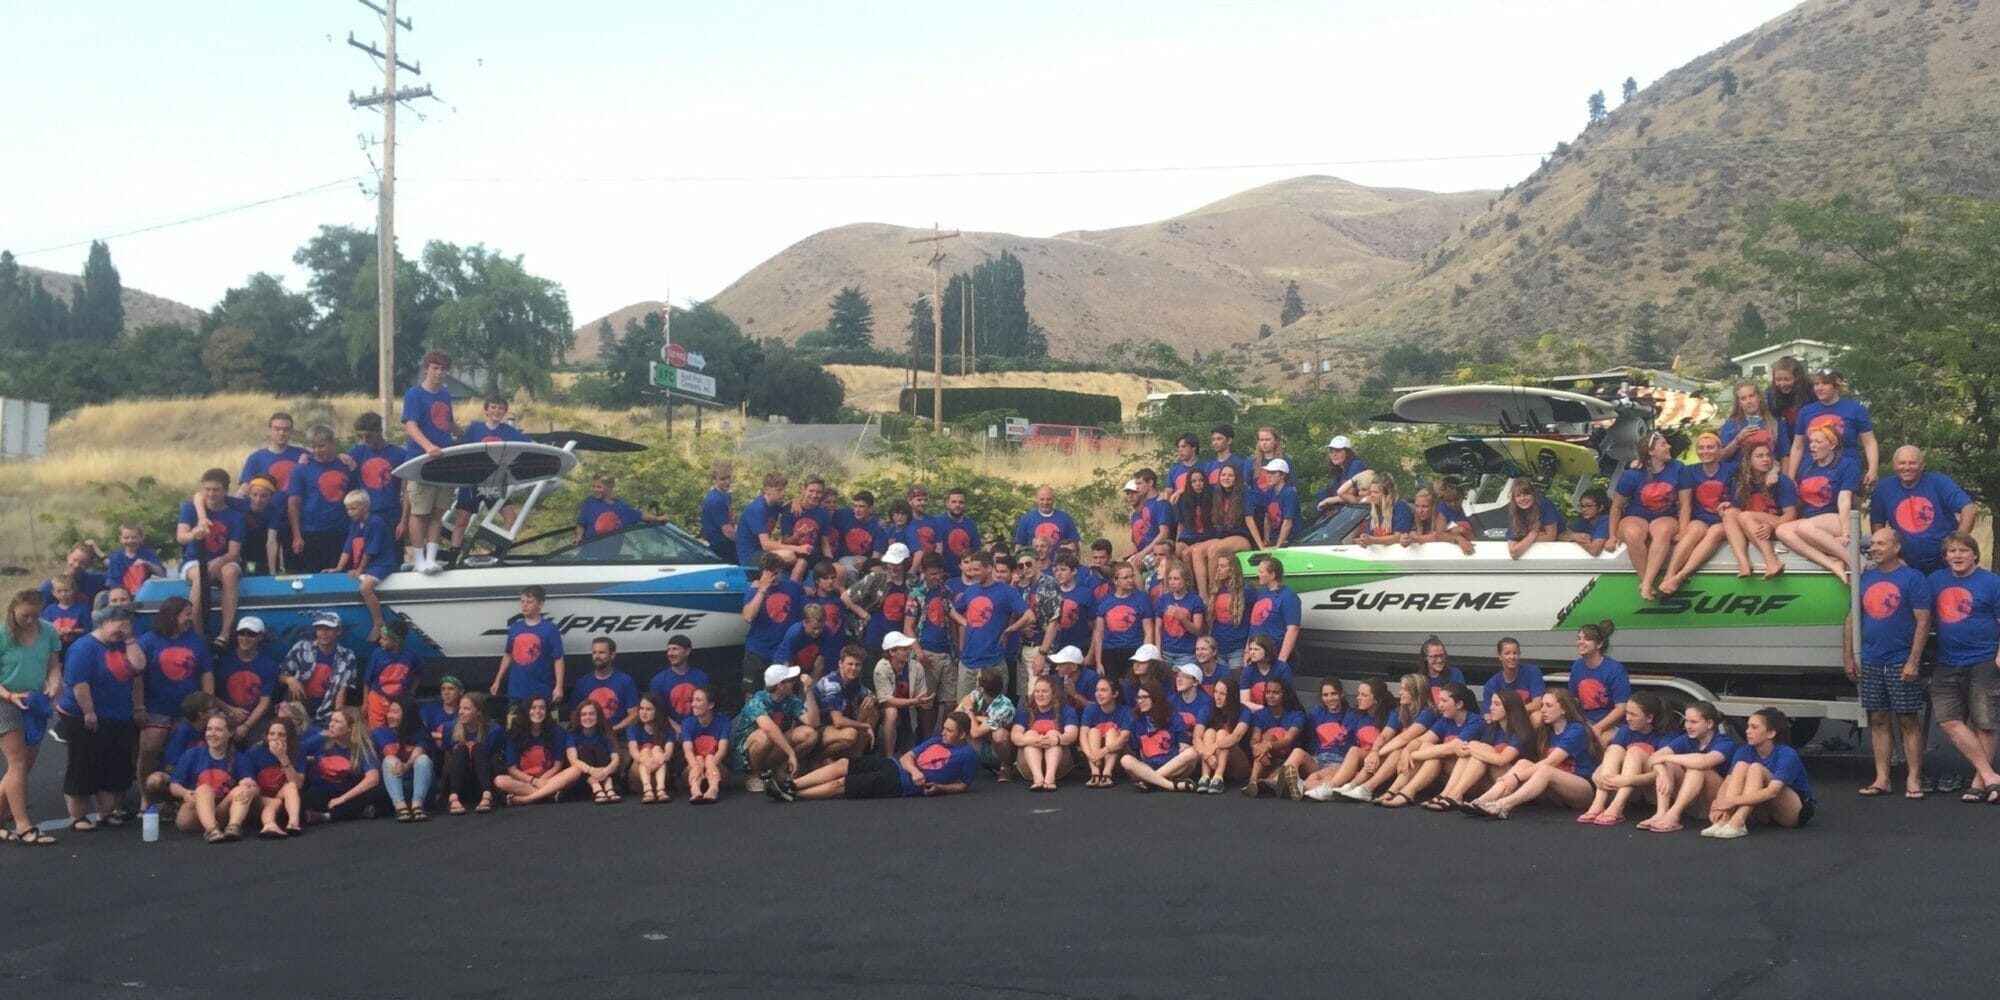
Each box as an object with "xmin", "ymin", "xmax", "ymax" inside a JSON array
[
  {"xmin": 576, "ymin": 176, "xmax": 1492, "ymax": 361},
  {"xmin": 1288, "ymin": 0, "xmax": 2000, "ymax": 372},
  {"xmin": 19, "ymin": 264, "xmax": 204, "ymax": 332}
]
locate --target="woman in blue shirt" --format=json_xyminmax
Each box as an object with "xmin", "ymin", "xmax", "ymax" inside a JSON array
[
  {"xmin": 1661, "ymin": 432, "xmax": 1735, "ymax": 594},
  {"xmin": 1337, "ymin": 674, "xmax": 1435, "ymax": 803},
  {"xmin": 1092, "ymin": 564, "xmax": 1151, "ymax": 684},
  {"xmin": 1639, "ymin": 700, "xmax": 1738, "ymax": 833},
  {"xmin": 1312, "ymin": 677, "xmax": 1394, "ymax": 800},
  {"xmin": 1390, "ymin": 682, "xmax": 1485, "ymax": 808},
  {"xmin": 1579, "ymin": 691, "xmax": 1677, "ymax": 826},
  {"xmin": 1471, "ymin": 689, "xmax": 1605, "ymax": 818},
  {"xmin": 1192, "ymin": 677, "xmax": 1251, "ymax": 794},
  {"xmin": 1243, "ymin": 677, "xmax": 1303, "ymax": 797},
  {"xmin": 1280, "ymin": 679, "xmax": 1352, "ymax": 800},
  {"xmin": 1705, "ymin": 708, "xmax": 1815, "ymax": 838},
  {"xmin": 1353, "ymin": 474, "xmax": 1415, "ymax": 547},
  {"xmin": 169, "ymin": 712, "xmax": 257, "ymax": 842},
  {"xmin": 1568, "ymin": 621, "xmax": 1631, "ymax": 736},
  {"xmin": 442, "ymin": 693, "xmax": 503, "ymax": 815},
  {"xmin": 626, "ymin": 692, "xmax": 675, "ymax": 804},
  {"xmin": 371, "ymin": 696, "xmax": 435, "ymax": 823},
  {"xmin": 303, "ymin": 706, "xmax": 382, "ymax": 823},
  {"xmin": 1435, "ymin": 689, "xmax": 1536, "ymax": 810},
  {"xmin": 1504, "ymin": 480, "xmax": 1560, "ymax": 560},
  {"xmin": 1719, "ymin": 379, "xmax": 1788, "ymax": 465},
  {"xmin": 1118, "ymin": 680, "xmax": 1199, "ymax": 791},
  {"xmin": 493, "ymin": 695, "xmax": 581, "ymax": 806},
  {"xmin": 1010, "ymin": 676, "xmax": 1078, "ymax": 791},
  {"xmin": 565, "ymin": 699, "xmax": 625, "ymax": 804},
  {"xmin": 1719, "ymin": 441, "xmax": 1798, "ymax": 580},
  {"xmin": 1776, "ymin": 425, "xmax": 1861, "ymax": 582},
  {"xmin": 1078, "ymin": 676, "xmax": 1133, "ymax": 788},
  {"xmin": 244, "ymin": 717, "xmax": 306, "ymax": 838},
  {"xmin": 1205, "ymin": 555, "xmax": 1252, "ymax": 672},
  {"xmin": 1560, "ymin": 489, "xmax": 1614, "ymax": 557},
  {"xmin": 1612, "ymin": 432, "xmax": 1687, "ymax": 601}
]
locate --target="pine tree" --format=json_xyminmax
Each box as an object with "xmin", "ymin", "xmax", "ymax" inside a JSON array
[
  {"xmin": 825, "ymin": 286, "xmax": 875, "ymax": 350},
  {"xmin": 1727, "ymin": 302, "xmax": 1769, "ymax": 356},
  {"xmin": 74, "ymin": 240, "xmax": 124, "ymax": 345},
  {"xmin": 1587, "ymin": 90, "xmax": 1608, "ymax": 125},
  {"xmin": 1622, "ymin": 77, "xmax": 1639, "ymax": 102},
  {"xmin": 1279, "ymin": 281, "xmax": 1305, "ymax": 327}
]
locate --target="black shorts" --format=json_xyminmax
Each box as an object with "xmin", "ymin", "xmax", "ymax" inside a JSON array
[
  {"xmin": 1100, "ymin": 648, "xmax": 1136, "ymax": 683},
  {"xmin": 301, "ymin": 529, "xmax": 346, "ymax": 573},
  {"xmin": 59, "ymin": 714, "xmax": 137, "ymax": 798},
  {"xmin": 1795, "ymin": 799, "xmax": 1815, "ymax": 828},
  {"xmin": 844, "ymin": 755, "xmax": 905, "ymax": 799},
  {"xmin": 572, "ymin": 744, "xmax": 610, "ymax": 769}
]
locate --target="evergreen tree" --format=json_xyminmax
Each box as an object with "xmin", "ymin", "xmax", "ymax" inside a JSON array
[
  {"xmin": 1279, "ymin": 281, "xmax": 1305, "ymax": 327},
  {"xmin": 1727, "ymin": 302, "xmax": 1769, "ymax": 356},
  {"xmin": 909, "ymin": 250, "xmax": 1045, "ymax": 362},
  {"xmin": 1622, "ymin": 76, "xmax": 1639, "ymax": 102},
  {"xmin": 1624, "ymin": 302, "xmax": 1675, "ymax": 364},
  {"xmin": 825, "ymin": 286, "xmax": 875, "ymax": 350},
  {"xmin": 1587, "ymin": 90, "xmax": 1608, "ymax": 124},
  {"xmin": 597, "ymin": 317, "xmax": 615, "ymax": 357},
  {"xmin": 1257, "ymin": 323, "xmax": 1273, "ymax": 341},
  {"xmin": 73, "ymin": 241, "xmax": 124, "ymax": 345}
]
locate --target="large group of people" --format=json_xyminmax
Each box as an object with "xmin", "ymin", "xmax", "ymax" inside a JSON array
[{"xmin": 0, "ymin": 353, "xmax": 1992, "ymax": 848}]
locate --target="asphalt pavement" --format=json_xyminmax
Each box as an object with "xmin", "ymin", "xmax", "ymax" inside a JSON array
[{"xmin": 2, "ymin": 744, "xmax": 1995, "ymax": 1000}]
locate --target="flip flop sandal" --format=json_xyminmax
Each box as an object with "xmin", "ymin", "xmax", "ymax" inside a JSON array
[
  {"xmin": 12, "ymin": 829, "xmax": 57, "ymax": 846},
  {"xmin": 1857, "ymin": 785, "xmax": 1890, "ymax": 796},
  {"xmin": 285, "ymin": 826, "xmax": 303, "ymax": 837},
  {"xmin": 0, "ymin": 830, "xmax": 17, "ymax": 844},
  {"xmin": 69, "ymin": 818, "xmax": 99, "ymax": 832},
  {"xmin": 257, "ymin": 827, "xmax": 287, "ymax": 840},
  {"xmin": 1593, "ymin": 813, "xmax": 1625, "ymax": 826}
]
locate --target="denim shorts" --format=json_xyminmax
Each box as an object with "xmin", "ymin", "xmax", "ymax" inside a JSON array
[{"xmin": 1314, "ymin": 749, "xmax": 1347, "ymax": 768}]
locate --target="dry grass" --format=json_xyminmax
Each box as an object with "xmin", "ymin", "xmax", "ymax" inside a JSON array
[{"xmin": 827, "ymin": 364, "xmax": 1185, "ymax": 422}]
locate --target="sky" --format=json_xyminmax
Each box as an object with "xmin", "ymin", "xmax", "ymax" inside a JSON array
[{"xmin": 6, "ymin": 0, "xmax": 1802, "ymax": 326}]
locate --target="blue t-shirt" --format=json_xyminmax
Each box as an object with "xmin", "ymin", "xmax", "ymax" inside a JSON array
[
  {"xmin": 1239, "ymin": 660, "xmax": 1295, "ymax": 708},
  {"xmin": 956, "ymin": 580, "xmax": 1026, "ymax": 669},
  {"xmin": 1095, "ymin": 591, "xmax": 1151, "ymax": 651},
  {"xmin": 41, "ymin": 601, "xmax": 91, "ymax": 647},
  {"xmin": 900, "ymin": 737, "xmax": 980, "ymax": 795},
  {"xmin": 1363, "ymin": 501, "xmax": 1419, "ymax": 540},
  {"xmin": 1794, "ymin": 396, "xmax": 1872, "ymax": 465},
  {"xmin": 648, "ymin": 665, "xmax": 712, "ymax": 719},
  {"xmin": 1248, "ymin": 585, "xmax": 1301, "ymax": 646},
  {"xmin": 1248, "ymin": 706, "xmax": 1304, "ymax": 745},
  {"xmin": 241, "ymin": 445, "xmax": 309, "ymax": 494},
  {"xmin": 1610, "ymin": 724, "xmax": 1670, "ymax": 751},
  {"xmin": 1731, "ymin": 743, "xmax": 1815, "ymax": 805},
  {"xmin": 173, "ymin": 745, "xmax": 251, "ymax": 792},
  {"xmin": 105, "ymin": 546, "xmax": 164, "ymax": 596},
  {"xmin": 572, "ymin": 669, "xmax": 641, "ymax": 724},
  {"xmin": 742, "ymin": 577, "xmax": 806, "ymax": 660},
  {"xmin": 1257, "ymin": 485, "xmax": 1300, "ymax": 542},
  {"xmin": 1306, "ymin": 705, "xmax": 1355, "ymax": 754},
  {"xmin": 1662, "ymin": 731, "xmax": 1739, "ymax": 762},
  {"xmin": 778, "ymin": 503, "xmax": 831, "ymax": 555},
  {"xmin": 400, "ymin": 382, "xmax": 456, "ymax": 450},
  {"xmin": 1166, "ymin": 460, "xmax": 1211, "ymax": 498},
  {"xmin": 936, "ymin": 514, "xmax": 982, "ymax": 576},
  {"xmin": 1568, "ymin": 655, "xmax": 1631, "ymax": 725},
  {"xmin": 1081, "ymin": 701, "xmax": 1134, "ymax": 736},
  {"xmin": 1795, "ymin": 455, "xmax": 1862, "ymax": 519},
  {"xmin": 781, "ymin": 622, "xmax": 831, "ymax": 677},
  {"xmin": 1616, "ymin": 462, "xmax": 1685, "ymax": 520},
  {"xmin": 1208, "ymin": 589, "xmax": 1249, "ymax": 654},
  {"xmin": 1929, "ymin": 567, "xmax": 2000, "ymax": 668},
  {"xmin": 1545, "ymin": 721, "xmax": 1598, "ymax": 780},
  {"xmin": 1170, "ymin": 689, "xmax": 1213, "ymax": 732},
  {"xmin": 700, "ymin": 488, "xmax": 734, "ymax": 558},
  {"xmin": 243, "ymin": 742, "xmax": 298, "ymax": 797},
  {"xmin": 1049, "ymin": 584, "xmax": 1097, "ymax": 653},
  {"xmin": 1014, "ymin": 508, "xmax": 1081, "ymax": 549},
  {"xmin": 1153, "ymin": 590, "xmax": 1205, "ymax": 658},
  {"xmin": 909, "ymin": 580, "xmax": 955, "ymax": 654},
  {"xmin": 1736, "ymin": 473, "xmax": 1800, "ymax": 517},
  {"xmin": 1569, "ymin": 514, "xmax": 1610, "ymax": 541},
  {"xmin": 1429, "ymin": 711, "xmax": 1485, "ymax": 743},
  {"xmin": 1422, "ymin": 666, "xmax": 1467, "ymax": 706},
  {"xmin": 830, "ymin": 508, "xmax": 887, "ymax": 560},
  {"xmin": 812, "ymin": 671, "xmax": 870, "ymax": 718},
  {"xmin": 288, "ymin": 456, "xmax": 355, "ymax": 535},
  {"xmin": 502, "ymin": 619, "xmax": 566, "ymax": 701},
  {"xmin": 370, "ymin": 724, "xmax": 431, "ymax": 764},
  {"xmin": 1128, "ymin": 497, "xmax": 1174, "ymax": 554},
  {"xmin": 1871, "ymin": 472, "xmax": 1975, "ymax": 569},
  {"xmin": 678, "ymin": 712, "xmax": 732, "ymax": 757},
  {"xmin": 217, "ymin": 650, "xmax": 278, "ymax": 714},
  {"xmin": 1680, "ymin": 462, "xmax": 1736, "ymax": 526},
  {"xmin": 347, "ymin": 441, "xmax": 409, "ymax": 520},
  {"xmin": 1720, "ymin": 414, "xmax": 1790, "ymax": 464},
  {"xmin": 162, "ymin": 720, "xmax": 203, "ymax": 769},
  {"xmin": 735, "ymin": 494, "xmax": 782, "ymax": 567},
  {"xmin": 1013, "ymin": 704, "xmax": 1078, "ymax": 736},
  {"xmin": 1858, "ymin": 563, "xmax": 1932, "ymax": 666},
  {"xmin": 307, "ymin": 741, "xmax": 378, "ymax": 796},
  {"xmin": 1480, "ymin": 665, "xmax": 1547, "ymax": 709},
  {"xmin": 1126, "ymin": 712, "xmax": 1189, "ymax": 767},
  {"xmin": 138, "ymin": 631, "xmax": 212, "ymax": 718},
  {"xmin": 577, "ymin": 497, "xmax": 643, "ymax": 543},
  {"xmin": 862, "ymin": 581, "xmax": 909, "ymax": 654},
  {"xmin": 57, "ymin": 633, "xmax": 138, "ymax": 721},
  {"xmin": 344, "ymin": 514, "xmax": 398, "ymax": 578},
  {"xmin": 504, "ymin": 731, "xmax": 567, "ymax": 776},
  {"xmin": 566, "ymin": 729, "xmax": 616, "ymax": 762},
  {"xmin": 177, "ymin": 499, "xmax": 246, "ymax": 566}
]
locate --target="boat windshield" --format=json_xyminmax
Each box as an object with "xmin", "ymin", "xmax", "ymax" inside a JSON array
[
  {"xmin": 533, "ymin": 522, "xmax": 723, "ymax": 565},
  {"xmin": 1290, "ymin": 505, "xmax": 1370, "ymax": 547}
]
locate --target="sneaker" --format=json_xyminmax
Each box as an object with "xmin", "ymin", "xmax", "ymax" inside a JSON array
[
  {"xmin": 418, "ymin": 559, "xmax": 445, "ymax": 576},
  {"xmin": 744, "ymin": 774, "xmax": 768, "ymax": 795},
  {"xmin": 1336, "ymin": 784, "xmax": 1373, "ymax": 803},
  {"xmin": 1709, "ymin": 824, "xmax": 1748, "ymax": 840},
  {"xmin": 773, "ymin": 773, "xmax": 798, "ymax": 801},
  {"xmin": 1241, "ymin": 783, "xmax": 1260, "ymax": 798},
  {"xmin": 1280, "ymin": 764, "xmax": 1303, "ymax": 801},
  {"xmin": 1698, "ymin": 823, "xmax": 1721, "ymax": 838},
  {"xmin": 1304, "ymin": 785, "xmax": 1336, "ymax": 802}
]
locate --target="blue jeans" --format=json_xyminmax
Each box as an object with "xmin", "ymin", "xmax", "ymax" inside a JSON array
[{"xmin": 381, "ymin": 753, "xmax": 434, "ymax": 807}]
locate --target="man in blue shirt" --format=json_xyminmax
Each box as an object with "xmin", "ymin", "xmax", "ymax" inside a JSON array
[
  {"xmin": 765, "ymin": 709, "xmax": 979, "ymax": 801},
  {"xmin": 1869, "ymin": 445, "xmax": 1977, "ymax": 574},
  {"xmin": 949, "ymin": 550, "xmax": 1032, "ymax": 722},
  {"xmin": 1014, "ymin": 486, "xmax": 1081, "ymax": 553},
  {"xmin": 1845, "ymin": 528, "xmax": 1932, "ymax": 799},
  {"xmin": 400, "ymin": 350, "xmax": 461, "ymax": 573},
  {"xmin": 699, "ymin": 462, "xmax": 736, "ymax": 565}
]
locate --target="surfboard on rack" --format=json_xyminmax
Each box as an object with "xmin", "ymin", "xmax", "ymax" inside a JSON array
[{"xmin": 392, "ymin": 441, "xmax": 579, "ymax": 489}]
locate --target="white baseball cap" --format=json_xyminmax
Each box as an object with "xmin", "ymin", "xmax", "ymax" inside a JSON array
[
  {"xmin": 1175, "ymin": 662, "xmax": 1203, "ymax": 681},
  {"xmin": 881, "ymin": 630, "xmax": 917, "ymax": 651},
  {"xmin": 311, "ymin": 611, "xmax": 343, "ymax": 630},
  {"xmin": 883, "ymin": 542, "xmax": 912, "ymax": 564},
  {"xmin": 763, "ymin": 663, "xmax": 802, "ymax": 688},
  {"xmin": 1326, "ymin": 435, "xmax": 1353, "ymax": 451},
  {"xmin": 1122, "ymin": 479, "xmax": 1141, "ymax": 493},
  {"xmin": 1261, "ymin": 458, "xmax": 1291, "ymax": 475},
  {"xmin": 1047, "ymin": 645, "xmax": 1085, "ymax": 665},
  {"xmin": 1133, "ymin": 643, "xmax": 1162, "ymax": 662},
  {"xmin": 235, "ymin": 616, "xmax": 266, "ymax": 636}
]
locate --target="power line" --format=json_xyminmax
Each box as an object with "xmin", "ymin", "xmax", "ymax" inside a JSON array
[{"xmin": 15, "ymin": 177, "xmax": 362, "ymax": 257}]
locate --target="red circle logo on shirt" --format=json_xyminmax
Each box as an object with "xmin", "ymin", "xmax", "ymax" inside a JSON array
[
  {"xmin": 1058, "ymin": 599, "xmax": 1080, "ymax": 631},
  {"xmin": 377, "ymin": 662, "xmax": 411, "ymax": 697},
  {"xmin": 593, "ymin": 511, "xmax": 623, "ymax": 535},
  {"xmin": 197, "ymin": 765, "xmax": 234, "ymax": 792},
  {"xmin": 764, "ymin": 593, "xmax": 793, "ymax": 625},
  {"xmin": 880, "ymin": 592, "xmax": 907, "ymax": 624},
  {"xmin": 917, "ymin": 743, "xmax": 952, "ymax": 769},
  {"xmin": 204, "ymin": 520, "xmax": 231, "ymax": 555},
  {"xmin": 1250, "ymin": 598, "xmax": 1273, "ymax": 627},
  {"xmin": 429, "ymin": 401, "xmax": 451, "ymax": 430},
  {"xmin": 1638, "ymin": 481, "xmax": 1676, "ymax": 513},
  {"xmin": 1938, "ymin": 586, "xmax": 1973, "ymax": 625},
  {"xmin": 1895, "ymin": 496, "xmax": 1937, "ymax": 534},
  {"xmin": 317, "ymin": 470, "xmax": 348, "ymax": 503},
  {"xmin": 1265, "ymin": 501, "xmax": 1281, "ymax": 527},
  {"xmin": 1694, "ymin": 479, "xmax": 1727, "ymax": 512},
  {"xmin": 587, "ymin": 686, "xmax": 620, "ymax": 718},
  {"xmin": 53, "ymin": 616, "xmax": 78, "ymax": 635},
  {"xmin": 316, "ymin": 754, "xmax": 352, "ymax": 783},
  {"xmin": 1745, "ymin": 490, "xmax": 1778, "ymax": 515},
  {"xmin": 122, "ymin": 564, "xmax": 150, "ymax": 593},
  {"xmin": 349, "ymin": 537, "xmax": 366, "ymax": 566},
  {"xmin": 226, "ymin": 670, "xmax": 263, "ymax": 708},
  {"xmin": 666, "ymin": 681, "xmax": 695, "ymax": 717},
  {"xmin": 1105, "ymin": 604, "xmax": 1138, "ymax": 634},
  {"xmin": 1356, "ymin": 724, "xmax": 1380, "ymax": 750},
  {"xmin": 817, "ymin": 602, "xmax": 841, "ymax": 632},
  {"xmin": 516, "ymin": 744, "xmax": 548, "ymax": 776},
  {"xmin": 1863, "ymin": 581, "xmax": 1903, "ymax": 620},
  {"xmin": 1163, "ymin": 607, "xmax": 1188, "ymax": 638},
  {"xmin": 510, "ymin": 633, "xmax": 542, "ymax": 666},
  {"xmin": 794, "ymin": 642, "xmax": 820, "ymax": 671},
  {"xmin": 256, "ymin": 765, "xmax": 286, "ymax": 796},
  {"xmin": 157, "ymin": 645, "xmax": 197, "ymax": 683},
  {"xmin": 1030, "ymin": 716, "xmax": 1057, "ymax": 734},
  {"xmin": 305, "ymin": 662, "xmax": 333, "ymax": 701},
  {"xmin": 1034, "ymin": 522, "xmax": 1061, "ymax": 544},
  {"xmin": 965, "ymin": 596, "xmax": 995, "ymax": 628},
  {"xmin": 916, "ymin": 526, "xmax": 937, "ymax": 549},
  {"xmin": 360, "ymin": 457, "xmax": 394, "ymax": 490},
  {"xmin": 1316, "ymin": 720, "xmax": 1349, "ymax": 750},
  {"xmin": 1130, "ymin": 513, "xmax": 1153, "ymax": 548},
  {"xmin": 691, "ymin": 733, "xmax": 718, "ymax": 756},
  {"xmin": 924, "ymin": 596, "xmax": 947, "ymax": 627},
  {"xmin": 1140, "ymin": 729, "xmax": 1174, "ymax": 758},
  {"xmin": 1179, "ymin": 710, "xmax": 1198, "ymax": 729},
  {"xmin": 845, "ymin": 528, "xmax": 873, "ymax": 555},
  {"xmin": 104, "ymin": 648, "xmax": 134, "ymax": 684},
  {"xmin": 946, "ymin": 528, "xmax": 971, "ymax": 556},
  {"xmin": 1576, "ymin": 677, "xmax": 1609, "ymax": 711},
  {"xmin": 791, "ymin": 518, "xmax": 819, "ymax": 545},
  {"xmin": 1798, "ymin": 475, "xmax": 1833, "ymax": 510},
  {"xmin": 270, "ymin": 459, "xmax": 297, "ymax": 490}
]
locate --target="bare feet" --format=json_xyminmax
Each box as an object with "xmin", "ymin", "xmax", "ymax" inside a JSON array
[
  {"xmin": 1659, "ymin": 576, "xmax": 1682, "ymax": 595},
  {"xmin": 1734, "ymin": 565, "xmax": 1753, "ymax": 579},
  {"xmin": 1762, "ymin": 562, "xmax": 1784, "ymax": 580}
]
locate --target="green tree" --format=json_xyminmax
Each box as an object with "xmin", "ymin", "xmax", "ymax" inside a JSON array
[
  {"xmin": 1738, "ymin": 194, "xmax": 2000, "ymax": 506},
  {"xmin": 73, "ymin": 241, "xmax": 124, "ymax": 345},
  {"xmin": 422, "ymin": 242, "xmax": 573, "ymax": 397},
  {"xmin": 1279, "ymin": 281, "xmax": 1306, "ymax": 327},
  {"xmin": 204, "ymin": 273, "xmax": 325, "ymax": 393},
  {"xmin": 1622, "ymin": 76, "xmax": 1639, "ymax": 102},
  {"xmin": 1624, "ymin": 302, "xmax": 1674, "ymax": 364},
  {"xmin": 1717, "ymin": 68, "xmax": 1738, "ymax": 100},
  {"xmin": 746, "ymin": 348, "xmax": 846, "ymax": 422},
  {"xmin": 1256, "ymin": 323, "xmax": 1273, "ymax": 340},
  {"xmin": 1587, "ymin": 90, "xmax": 1608, "ymax": 124},
  {"xmin": 592, "ymin": 302, "xmax": 762, "ymax": 409},
  {"xmin": 123, "ymin": 323, "xmax": 209, "ymax": 394},
  {"xmin": 911, "ymin": 251, "xmax": 1046, "ymax": 363},
  {"xmin": 824, "ymin": 286, "xmax": 875, "ymax": 350},
  {"xmin": 1727, "ymin": 302, "xmax": 1770, "ymax": 357}
]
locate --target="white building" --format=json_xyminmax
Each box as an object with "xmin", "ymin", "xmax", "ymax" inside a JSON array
[{"xmin": 1730, "ymin": 339, "xmax": 1838, "ymax": 379}]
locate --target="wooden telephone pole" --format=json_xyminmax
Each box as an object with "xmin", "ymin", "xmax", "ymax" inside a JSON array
[
  {"xmin": 908, "ymin": 225, "xmax": 959, "ymax": 426},
  {"xmin": 348, "ymin": 0, "xmax": 434, "ymax": 424}
]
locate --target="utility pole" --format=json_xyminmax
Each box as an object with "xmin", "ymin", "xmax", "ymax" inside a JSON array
[
  {"xmin": 959, "ymin": 278, "xmax": 969, "ymax": 376},
  {"xmin": 348, "ymin": 0, "xmax": 434, "ymax": 424},
  {"xmin": 908, "ymin": 225, "xmax": 959, "ymax": 427},
  {"xmin": 968, "ymin": 275, "xmax": 977, "ymax": 374}
]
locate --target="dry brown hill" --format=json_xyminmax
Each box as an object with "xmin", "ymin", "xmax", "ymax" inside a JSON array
[
  {"xmin": 574, "ymin": 176, "xmax": 1491, "ymax": 362},
  {"xmin": 1286, "ymin": 0, "xmax": 2000, "ymax": 374},
  {"xmin": 19, "ymin": 265, "xmax": 205, "ymax": 333}
]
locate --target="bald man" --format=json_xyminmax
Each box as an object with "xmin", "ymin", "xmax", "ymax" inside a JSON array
[
  {"xmin": 1869, "ymin": 446, "xmax": 1977, "ymax": 574},
  {"xmin": 1013, "ymin": 486, "xmax": 1081, "ymax": 553},
  {"xmin": 1845, "ymin": 528, "xmax": 1933, "ymax": 798}
]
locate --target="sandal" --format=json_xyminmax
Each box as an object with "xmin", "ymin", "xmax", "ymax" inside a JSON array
[
  {"xmin": 222, "ymin": 824, "xmax": 243, "ymax": 841},
  {"xmin": 448, "ymin": 795, "xmax": 467, "ymax": 816},
  {"xmin": 605, "ymin": 789, "xmax": 622, "ymax": 803},
  {"xmin": 1647, "ymin": 821, "xmax": 1682, "ymax": 833},
  {"xmin": 1961, "ymin": 785, "xmax": 1986, "ymax": 803},
  {"xmin": 410, "ymin": 805, "xmax": 428, "ymax": 822},
  {"xmin": 1173, "ymin": 778, "xmax": 1198, "ymax": 793},
  {"xmin": 1457, "ymin": 800, "xmax": 1488, "ymax": 817},
  {"xmin": 592, "ymin": 787, "xmax": 610, "ymax": 804},
  {"xmin": 257, "ymin": 825, "xmax": 286, "ymax": 840},
  {"xmin": 1134, "ymin": 780, "xmax": 1151, "ymax": 793},
  {"xmin": 285, "ymin": 825, "xmax": 303, "ymax": 837},
  {"xmin": 1593, "ymin": 813, "xmax": 1625, "ymax": 826},
  {"xmin": 1420, "ymin": 796, "xmax": 1452, "ymax": 812},
  {"xmin": 1984, "ymin": 787, "xmax": 2000, "ymax": 805},
  {"xmin": 641, "ymin": 789, "xmax": 657, "ymax": 804},
  {"xmin": 104, "ymin": 808, "xmax": 134, "ymax": 827},
  {"xmin": 204, "ymin": 827, "xmax": 226, "ymax": 844},
  {"xmin": 12, "ymin": 828, "xmax": 56, "ymax": 846},
  {"xmin": 475, "ymin": 794, "xmax": 494, "ymax": 814},
  {"xmin": 1857, "ymin": 784, "xmax": 1890, "ymax": 796},
  {"xmin": 68, "ymin": 817, "xmax": 99, "ymax": 832},
  {"xmin": 1374, "ymin": 791, "xmax": 1410, "ymax": 808},
  {"xmin": 395, "ymin": 804, "xmax": 414, "ymax": 823}
]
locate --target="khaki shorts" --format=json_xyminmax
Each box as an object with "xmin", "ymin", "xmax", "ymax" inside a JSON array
[
  {"xmin": 406, "ymin": 482, "xmax": 452, "ymax": 518},
  {"xmin": 919, "ymin": 650, "xmax": 957, "ymax": 711},
  {"xmin": 1932, "ymin": 662, "xmax": 1999, "ymax": 730}
]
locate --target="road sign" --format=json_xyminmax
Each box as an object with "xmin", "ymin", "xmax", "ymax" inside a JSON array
[
  {"xmin": 664, "ymin": 343, "xmax": 688, "ymax": 367},
  {"xmin": 649, "ymin": 361, "xmax": 717, "ymax": 398},
  {"xmin": 684, "ymin": 351, "xmax": 707, "ymax": 371}
]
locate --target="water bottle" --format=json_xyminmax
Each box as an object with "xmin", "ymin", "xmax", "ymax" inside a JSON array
[{"xmin": 141, "ymin": 807, "xmax": 159, "ymax": 843}]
